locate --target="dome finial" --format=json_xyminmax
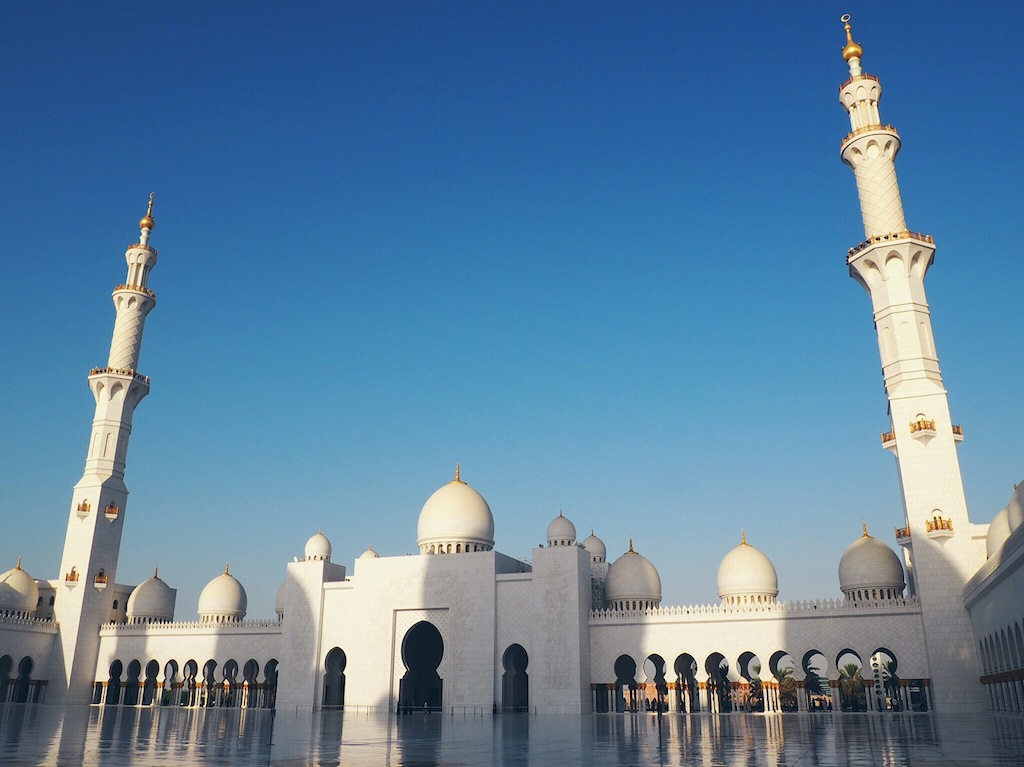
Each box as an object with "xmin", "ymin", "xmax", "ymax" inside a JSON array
[
  {"xmin": 862, "ymin": 521, "xmax": 870, "ymax": 537},
  {"xmin": 628, "ymin": 537, "xmax": 634, "ymax": 553},
  {"xmin": 154, "ymin": 566, "xmax": 159, "ymax": 579},
  {"xmin": 16, "ymin": 556, "xmax": 22, "ymax": 570},
  {"xmin": 740, "ymin": 529, "xmax": 747, "ymax": 546},
  {"xmin": 454, "ymin": 462, "xmax": 462, "ymax": 483},
  {"xmin": 224, "ymin": 562, "xmax": 230, "ymax": 575},
  {"xmin": 139, "ymin": 192, "xmax": 155, "ymax": 231},
  {"xmin": 840, "ymin": 14, "xmax": 863, "ymax": 64}
]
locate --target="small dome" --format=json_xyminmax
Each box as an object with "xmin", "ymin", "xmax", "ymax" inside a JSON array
[
  {"xmin": 546, "ymin": 511, "xmax": 577, "ymax": 546},
  {"xmin": 1007, "ymin": 484, "xmax": 1024, "ymax": 532},
  {"xmin": 0, "ymin": 559, "xmax": 38, "ymax": 615},
  {"xmin": 838, "ymin": 526, "xmax": 904, "ymax": 600},
  {"xmin": 359, "ymin": 545, "xmax": 380, "ymax": 559},
  {"xmin": 582, "ymin": 531, "xmax": 607, "ymax": 562},
  {"xmin": 275, "ymin": 580, "xmax": 288, "ymax": 619},
  {"xmin": 305, "ymin": 530, "xmax": 332, "ymax": 561},
  {"xmin": 604, "ymin": 541, "xmax": 662, "ymax": 609},
  {"xmin": 417, "ymin": 465, "xmax": 495, "ymax": 554},
  {"xmin": 197, "ymin": 565, "xmax": 247, "ymax": 623},
  {"xmin": 717, "ymin": 532, "xmax": 779, "ymax": 605},
  {"xmin": 126, "ymin": 570, "xmax": 175, "ymax": 623},
  {"xmin": 986, "ymin": 508, "xmax": 1012, "ymax": 559}
]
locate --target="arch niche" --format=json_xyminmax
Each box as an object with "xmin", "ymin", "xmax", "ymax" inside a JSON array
[
  {"xmin": 501, "ymin": 644, "xmax": 529, "ymax": 712},
  {"xmin": 323, "ymin": 647, "xmax": 347, "ymax": 708},
  {"xmin": 399, "ymin": 621, "xmax": 444, "ymax": 712}
]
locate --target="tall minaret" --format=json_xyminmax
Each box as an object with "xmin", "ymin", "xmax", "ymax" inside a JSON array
[
  {"xmin": 51, "ymin": 197, "xmax": 159, "ymax": 702},
  {"xmin": 838, "ymin": 17, "xmax": 986, "ymax": 711}
]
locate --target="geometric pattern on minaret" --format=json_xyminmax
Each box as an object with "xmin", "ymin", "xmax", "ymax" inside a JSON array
[
  {"xmin": 51, "ymin": 197, "xmax": 158, "ymax": 703},
  {"xmin": 837, "ymin": 17, "xmax": 986, "ymax": 711}
]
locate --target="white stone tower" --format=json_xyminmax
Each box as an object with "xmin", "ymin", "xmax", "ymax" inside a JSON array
[
  {"xmin": 51, "ymin": 197, "xmax": 159, "ymax": 702},
  {"xmin": 837, "ymin": 18, "xmax": 986, "ymax": 710}
]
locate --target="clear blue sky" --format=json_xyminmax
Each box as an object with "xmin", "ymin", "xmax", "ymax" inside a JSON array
[{"xmin": 2, "ymin": 3, "xmax": 1022, "ymax": 618}]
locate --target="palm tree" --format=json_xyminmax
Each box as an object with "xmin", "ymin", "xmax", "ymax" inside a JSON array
[
  {"xmin": 839, "ymin": 663, "xmax": 866, "ymax": 711},
  {"xmin": 776, "ymin": 666, "xmax": 798, "ymax": 712}
]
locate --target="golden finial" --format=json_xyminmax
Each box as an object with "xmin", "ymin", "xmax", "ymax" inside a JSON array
[
  {"xmin": 16, "ymin": 556, "xmax": 22, "ymax": 570},
  {"xmin": 224, "ymin": 562, "xmax": 230, "ymax": 575},
  {"xmin": 454, "ymin": 463, "xmax": 462, "ymax": 483},
  {"xmin": 559, "ymin": 508, "xmax": 564, "ymax": 518},
  {"xmin": 862, "ymin": 522, "xmax": 870, "ymax": 537},
  {"xmin": 840, "ymin": 14, "xmax": 863, "ymax": 62},
  {"xmin": 628, "ymin": 537, "xmax": 634, "ymax": 553},
  {"xmin": 740, "ymin": 529, "xmax": 747, "ymax": 546},
  {"xmin": 154, "ymin": 566, "xmax": 159, "ymax": 579},
  {"xmin": 139, "ymin": 192, "xmax": 156, "ymax": 231}
]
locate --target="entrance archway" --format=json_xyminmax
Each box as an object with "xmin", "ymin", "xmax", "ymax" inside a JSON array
[
  {"xmin": 501, "ymin": 644, "xmax": 529, "ymax": 712},
  {"xmin": 613, "ymin": 654, "xmax": 637, "ymax": 712},
  {"xmin": 399, "ymin": 621, "xmax": 443, "ymax": 712},
  {"xmin": 323, "ymin": 647, "xmax": 347, "ymax": 708}
]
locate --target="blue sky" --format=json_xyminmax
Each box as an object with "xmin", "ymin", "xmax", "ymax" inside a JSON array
[{"xmin": 2, "ymin": 3, "xmax": 1022, "ymax": 618}]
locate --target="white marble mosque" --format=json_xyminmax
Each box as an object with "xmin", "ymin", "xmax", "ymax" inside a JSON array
[{"xmin": 2, "ymin": 18, "xmax": 1022, "ymax": 718}]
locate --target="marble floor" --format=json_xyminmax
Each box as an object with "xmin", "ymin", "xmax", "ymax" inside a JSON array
[{"xmin": 1, "ymin": 705, "xmax": 1021, "ymax": 766}]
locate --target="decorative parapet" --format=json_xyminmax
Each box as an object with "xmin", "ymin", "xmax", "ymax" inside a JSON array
[
  {"xmin": 89, "ymin": 367, "xmax": 151, "ymax": 385},
  {"xmin": 952, "ymin": 423, "xmax": 964, "ymax": 443},
  {"xmin": 840, "ymin": 122, "xmax": 898, "ymax": 150},
  {"xmin": 925, "ymin": 514, "xmax": 953, "ymax": 539},
  {"xmin": 93, "ymin": 574, "xmax": 108, "ymax": 589},
  {"xmin": 64, "ymin": 569, "xmax": 80, "ymax": 584},
  {"xmin": 847, "ymin": 230, "xmax": 934, "ymax": 260},
  {"xmin": 880, "ymin": 429, "xmax": 896, "ymax": 444},
  {"xmin": 76, "ymin": 500, "xmax": 91, "ymax": 518},
  {"xmin": 838, "ymin": 72, "xmax": 880, "ymax": 91},
  {"xmin": 101, "ymin": 618, "xmax": 282, "ymax": 634},
  {"xmin": 112, "ymin": 283, "xmax": 156, "ymax": 299},
  {"xmin": 589, "ymin": 596, "xmax": 919, "ymax": 622},
  {"xmin": 909, "ymin": 418, "xmax": 936, "ymax": 434},
  {"xmin": 0, "ymin": 613, "xmax": 58, "ymax": 630},
  {"xmin": 895, "ymin": 526, "xmax": 911, "ymax": 544},
  {"xmin": 104, "ymin": 503, "xmax": 120, "ymax": 521},
  {"xmin": 127, "ymin": 243, "xmax": 157, "ymax": 255}
]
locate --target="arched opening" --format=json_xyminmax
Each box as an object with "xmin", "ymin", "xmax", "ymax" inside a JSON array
[
  {"xmin": 613, "ymin": 654, "xmax": 637, "ymax": 713},
  {"xmin": 769, "ymin": 651, "xmax": 798, "ymax": 712},
  {"xmin": 801, "ymin": 650, "xmax": 831, "ymax": 712},
  {"xmin": 123, "ymin": 659, "xmax": 141, "ymax": 706},
  {"xmin": 836, "ymin": 649, "xmax": 866, "ymax": 712},
  {"xmin": 161, "ymin": 660, "xmax": 179, "ymax": 706},
  {"xmin": 202, "ymin": 660, "xmax": 217, "ymax": 707},
  {"xmin": 222, "ymin": 659, "xmax": 239, "ymax": 707},
  {"xmin": 399, "ymin": 621, "xmax": 443, "ymax": 712},
  {"xmin": 705, "ymin": 653, "xmax": 731, "ymax": 713},
  {"xmin": 869, "ymin": 648, "xmax": 900, "ymax": 711},
  {"xmin": 141, "ymin": 660, "xmax": 159, "ymax": 706},
  {"xmin": 105, "ymin": 660, "xmax": 123, "ymax": 706},
  {"xmin": 182, "ymin": 660, "xmax": 198, "ymax": 707},
  {"xmin": 14, "ymin": 657, "xmax": 34, "ymax": 704},
  {"xmin": 501, "ymin": 644, "xmax": 529, "ymax": 712},
  {"xmin": 673, "ymin": 654, "xmax": 699, "ymax": 713},
  {"xmin": 323, "ymin": 647, "xmax": 347, "ymax": 708},
  {"xmin": 262, "ymin": 659, "xmax": 279, "ymax": 709},
  {"xmin": 242, "ymin": 659, "xmax": 259, "ymax": 708},
  {"xmin": 737, "ymin": 651, "xmax": 763, "ymax": 712},
  {"xmin": 642, "ymin": 654, "xmax": 667, "ymax": 712}
]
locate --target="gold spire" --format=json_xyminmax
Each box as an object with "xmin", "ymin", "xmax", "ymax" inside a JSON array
[
  {"xmin": 154, "ymin": 566, "xmax": 159, "ymax": 579},
  {"xmin": 740, "ymin": 529, "xmax": 747, "ymax": 546},
  {"xmin": 224, "ymin": 562, "xmax": 230, "ymax": 575},
  {"xmin": 453, "ymin": 463, "xmax": 463, "ymax": 483},
  {"xmin": 840, "ymin": 14, "xmax": 863, "ymax": 62},
  {"xmin": 862, "ymin": 522, "xmax": 870, "ymax": 537},
  {"xmin": 16, "ymin": 556, "xmax": 22, "ymax": 570},
  {"xmin": 628, "ymin": 537, "xmax": 634, "ymax": 553},
  {"xmin": 139, "ymin": 192, "xmax": 155, "ymax": 231}
]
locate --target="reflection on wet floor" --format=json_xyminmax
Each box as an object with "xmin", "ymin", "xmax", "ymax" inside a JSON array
[{"xmin": 1, "ymin": 705, "xmax": 1022, "ymax": 766}]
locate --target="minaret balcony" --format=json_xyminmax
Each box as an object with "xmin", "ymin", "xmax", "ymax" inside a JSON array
[
  {"xmin": 925, "ymin": 515, "xmax": 954, "ymax": 541},
  {"xmin": 847, "ymin": 230, "xmax": 934, "ymax": 262},
  {"xmin": 76, "ymin": 500, "xmax": 91, "ymax": 518},
  {"xmin": 112, "ymin": 283, "xmax": 156, "ymax": 299},
  {"xmin": 952, "ymin": 424, "xmax": 964, "ymax": 443},
  {"xmin": 909, "ymin": 418, "xmax": 936, "ymax": 442},
  {"xmin": 64, "ymin": 569, "xmax": 80, "ymax": 587},
  {"xmin": 838, "ymin": 72, "xmax": 879, "ymax": 90},
  {"xmin": 894, "ymin": 526, "xmax": 911, "ymax": 546},
  {"xmin": 840, "ymin": 122, "xmax": 898, "ymax": 151},
  {"xmin": 93, "ymin": 574, "xmax": 108, "ymax": 590},
  {"xmin": 104, "ymin": 503, "xmax": 120, "ymax": 521},
  {"xmin": 880, "ymin": 430, "xmax": 896, "ymax": 451},
  {"xmin": 89, "ymin": 367, "xmax": 151, "ymax": 385},
  {"xmin": 127, "ymin": 242, "xmax": 157, "ymax": 255}
]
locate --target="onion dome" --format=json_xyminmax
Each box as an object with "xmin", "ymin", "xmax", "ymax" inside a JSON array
[
  {"xmin": 840, "ymin": 14, "xmax": 863, "ymax": 62},
  {"xmin": 717, "ymin": 531, "xmax": 779, "ymax": 607},
  {"xmin": 546, "ymin": 510, "xmax": 577, "ymax": 546},
  {"xmin": 126, "ymin": 568, "xmax": 175, "ymax": 624},
  {"xmin": 1007, "ymin": 483, "xmax": 1024, "ymax": 532},
  {"xmin": 0, "ymin": 558, "xmax": 39, "ymax": 616},
  {"xmin": 197, "ymin": 564, "xmax": 247, "ymax": 623},
  {"xmin": 305, "ymin": 529, "xmax": 332, "ymax": 561},
  {"xmin": 275, "ymin": 580, "xmax": 288, "ymax": 620},
  {"xmin": 604, "ymin": 540, "xmax": 662, "ymax": 610},
  {"xmin": 987, "ymin": 508, "xmax": 1012, "ymax": 559},
  {"xmin": 582, "ymin": 530, "xmax": 607, "ymax": 563},
  {"xmin": 838, "ymin": 524, "xmax": 905, "ymax": 602},
  {"xmin": 359, "ymin": 545, "xmax": 380, "ymax": 559},
  {"xmin": 417, "ymin": 464, "xmax": 495, "ymax": 554}
]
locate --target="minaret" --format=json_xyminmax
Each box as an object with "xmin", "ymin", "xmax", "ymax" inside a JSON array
[
  {"xmin": 51, "ymin": 197, "xmax": 159, "ymax": 702},
  {"xmin": 837, "ymin": 17, "xmax": 986, "ymax": 710}
]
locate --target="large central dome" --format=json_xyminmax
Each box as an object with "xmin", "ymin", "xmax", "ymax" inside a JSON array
[{"xmin": 416, "ymin": 466, "xmax": 495, "ymax": 554}]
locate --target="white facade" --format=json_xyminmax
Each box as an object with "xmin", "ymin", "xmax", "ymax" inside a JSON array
[{"xmin": 0, "ymin": 20, "xmax": 1020, "ymax": 716}]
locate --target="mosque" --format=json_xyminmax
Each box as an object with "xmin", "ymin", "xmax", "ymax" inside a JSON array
[{"xmin": 1, "ymin": 19, "xmax": 1022, "ymax": 716}]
